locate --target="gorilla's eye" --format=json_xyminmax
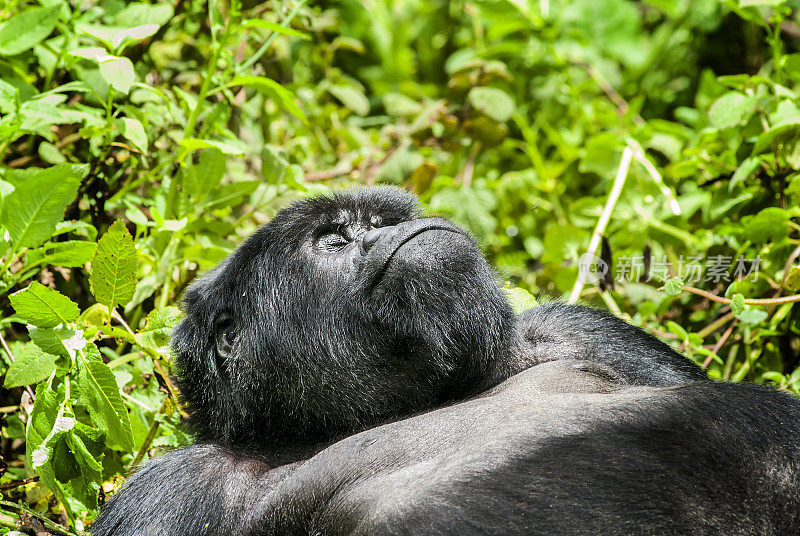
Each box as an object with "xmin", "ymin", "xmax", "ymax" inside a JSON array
[{"xmin": 316, "ymin": 231, "xmax": 350, "ymax": 252}]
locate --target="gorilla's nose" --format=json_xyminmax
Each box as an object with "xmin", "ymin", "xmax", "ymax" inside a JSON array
[{"xmin": 361, "ymin": 227, "xmax": 390, "ymax": 255}]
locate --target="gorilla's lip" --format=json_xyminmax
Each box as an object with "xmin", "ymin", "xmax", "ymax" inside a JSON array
[{"xmin": 367, "ymin": 226, "xmax": 466, "ymax": 292}]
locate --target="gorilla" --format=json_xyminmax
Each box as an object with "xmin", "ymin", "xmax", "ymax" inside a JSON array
[{"xmin": 93, "ymin": 187, "xmax": 800, "ymax": 535}]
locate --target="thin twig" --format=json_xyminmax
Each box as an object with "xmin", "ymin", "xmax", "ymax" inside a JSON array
[
  {"xmin": 679, "ymin": 285, "xmax": 800, "ymax": 306},
  {"xmin": 696, "ymin": 312, "xmax": 735, "ymax": 339},
  {"xmin": 0, "ymin": 476, "xmax": 39, "ymax": 492},
  {"xmin": 458, "ymin": 141, "xmax": 481, "ymax": 188},
  {"xmin": 703, "ymin": 321, "xmax": 736, "ymax": 368},
  {"xmin": 628, "ymin": 141, "xmax": 681, "ymax": 215},
  {"xmin": 569, "ymin": 146, "xmax": 634, "ymax": 303},
  {"xmin": 0, "ymin": 499, "xmax": 76, "ymax": 536}
]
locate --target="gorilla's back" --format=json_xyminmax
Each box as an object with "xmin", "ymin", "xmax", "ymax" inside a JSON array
[{"xmin": 245, "ymin": 361, "xmax": 800, "ymax": 535}]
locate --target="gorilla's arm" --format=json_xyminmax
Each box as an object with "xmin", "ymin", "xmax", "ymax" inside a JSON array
[
  {"xmin": 517, "ymin": 302, "xmax": 707, "ymax": 386},
  {"xmin": 91, "ymin": 444, "xmax": 301, "ymax": 536}
]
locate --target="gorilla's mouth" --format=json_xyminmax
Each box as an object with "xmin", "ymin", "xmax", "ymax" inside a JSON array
[{"xmin": 366, "ymin": 226, "xmax": 466, "ymax": 292}]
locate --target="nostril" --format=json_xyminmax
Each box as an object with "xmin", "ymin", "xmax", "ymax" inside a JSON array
[{"xmin": 360, "ymin": 228, "xmax": 383, "ymax": 255}]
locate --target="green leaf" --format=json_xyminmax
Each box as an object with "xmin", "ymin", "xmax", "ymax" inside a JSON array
[
  {"xmin": 736, "ymin": 306, "xmax": 768, "ymax": 325},
  {"xmin": 180, "ymin": 138, "xmax": 245, "ymax": 156},
  {"xmin": 745, "ymin": 207, "xmax": 789, "ymax": 243},
  {"xmin": 708, "ymin": 92, "xmax": 754, "ymax": 129},
  {"xmin": 328, "ymin": 84, "xmax": 370, "ymax": 116},
  {"xmin": 77, "ymin": 357, "xmax": 133, "ymax": 450},
  {"xmin": 185, "ymin": 149, "xmax": 226, "ymax": 198},
  {"xmin": 242, "ymin": 19, "xmax": 311, "ymax": 40},
  {"xmin": 135, "ymin": 306, "xmax": 182, "ymax": 354},
  {"xmin": 99, "ymin": 55, "xmax": 135, "ymax": 94},
  {"xmin": 663, "ymin": 278, "xmax": 684, "ymax": 296},
  {"xmin": 228, "ymin": 75, "xmax": 307, "ymax": 123},
  {"xmin": 0, "ymin": 5, "xmax": 60, "ymax": 56},
  {"xmin": 90, "ymin": 220, "xmax": 138, "ymax": 309},
  {"xmin": 29, "ymin": 326, "xmax": 85, "ymax": 359},
  {"xmin": 740, "ymin": 0, "xmax": 785, "ymax": 6},
  {"xmin": 119, "ymin": 117, "xmax": 148, "ymax": 153},
  {"xmin": 468, "ymin": 87, "xmax": 515, "ymax": 123},
  {"xmin": 0, "ymin": 164, "xmax": 87, "ymax": 250},
  {"xmin": 113, "ymin": 3, "xmax": 174, "ymax": 27},
  {"xmin": 9, "ymin": 282, "xmax": 80, "ymax": 328},
  {"xmin": 752, "ymin": 119, "xmax": 800, "ymax": 154},
  {"xmin": 730, "ymin": 293, "xmax": 746, "ymax": 315},
  {"xmin": 729, "ymin": 156, "xmax": 760, "ymax": 191},
  {"xmin": 503, "ymin": 286, "xmax": 539, "ymax": 314},
  {"xmin": 3, "ymin": 343, "xmax": 57, "ymax": 388},
  {"xmin": 26, "ymin": 240, "xmax": 97, "ymax": 268}
]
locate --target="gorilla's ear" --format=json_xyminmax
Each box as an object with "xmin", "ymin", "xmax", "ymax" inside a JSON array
[{"xmin": 214, "ymin": 315, "xmax": 236, "ymax": 360}]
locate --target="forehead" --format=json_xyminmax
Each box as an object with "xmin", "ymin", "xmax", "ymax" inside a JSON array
[
  {"xmin": 286, "ymin": 187, "xmax": 420, "ymax": 227},
  {"xmin": 251, "ymin": 187, "xmax": 421, "ymax": 250}
]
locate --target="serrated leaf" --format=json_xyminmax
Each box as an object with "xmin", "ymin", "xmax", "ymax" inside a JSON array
[
  {"xmin": 99, "ymin": 55, "xmax": 135, "ymax": 94},
  {"xmin": 3, "ymin": 343, "xmax": 57, "ymax": 388},
  {"xmin": 9, "ymin": 282, "xmax": 80, "ymax": 328},
  {"xmin": 26, "ymin": 240, "xmax": 97, "ymax": 268},
  {"xmin": 0, "ymin": 5, "xmax": 60, "ymax": 56},
  {"xmin": 135, "ymin": 306, "xmax": 182, "ymax": 354},
  {"xmin": 730, "ymin": 293, "xmax": 746, "ymax": 315},
  {"xmin": 29, "ymin": 326, "xmax": 85, "ymax": 359},
  {"xmin": 663, "ymin": 278, "xmax": 684, "ymax": 296},
  {"xmin": 77, "ymin": 357, "xmax": 133, "ymax": 450},
  {"xmin": 90, "ymin": 220, "xmax": 137, "ymax": 309},
  {"xmin": 0, "ymin": 164, "xmax": 87, "ymax": 250}
]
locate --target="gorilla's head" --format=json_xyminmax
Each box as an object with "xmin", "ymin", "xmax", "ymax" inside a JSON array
[{"xmin": 173, "ymin": 187, "xmax": 517, "ymax": 446}]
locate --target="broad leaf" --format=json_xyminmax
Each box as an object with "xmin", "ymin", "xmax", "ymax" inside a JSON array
[
  {"xmin": 26, "ymin": 240, "xmax": 97, "ymax": 268},
  {"xmin": 135, "ymin": 306, "xmax": 182, "ymax": 354},
  {"xmin": 0, "ymin": 5, "xmax": 60, "ymax": 56},
  {"xmin": 3, "ymin": 343, "xmax": 57, "ymax": 388},
  {"xmin": 0, "ymin": 164, "xmax": 87, "ymax": 250},
  {"xmin": 468, "ymin": 87, "xmax": 515, "ymax": 123},
  {"xmin": 90, "ymin": 220, "xmax": 137, "ymax": 309},
  {"xmin": 119, "ymin": 117, "xmax": 148, "ymax": 153},
  {"xmin": 77, "ymin": 357, "xmax": 134, "ymax": 450},
  {"xmin": 99, "ymin": 55, "xmax": 135, "ymax": 94},
  {"xmin": 9, "ymin": 282, "xmax": 80, "ymax": 328}
]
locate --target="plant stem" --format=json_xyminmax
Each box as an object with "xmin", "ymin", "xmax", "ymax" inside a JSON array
[{"xmin": 569, "ymin": 146, "xmax": 633, "ymax": 303}]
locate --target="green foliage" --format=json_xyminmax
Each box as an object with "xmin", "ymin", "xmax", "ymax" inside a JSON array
[{"xmin": 1, "ymin": 0, "xmax": 800, "ymax": 531}]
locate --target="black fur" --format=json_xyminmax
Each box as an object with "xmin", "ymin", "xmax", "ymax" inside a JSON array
[{"xmin": 93, "ymin": 187, "xmax": 798, "ymax": 535}]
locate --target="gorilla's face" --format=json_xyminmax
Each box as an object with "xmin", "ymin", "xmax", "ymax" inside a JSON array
[{"xmin": 173, "ymin": 187, "xmax": 515, "ymax": 446}]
